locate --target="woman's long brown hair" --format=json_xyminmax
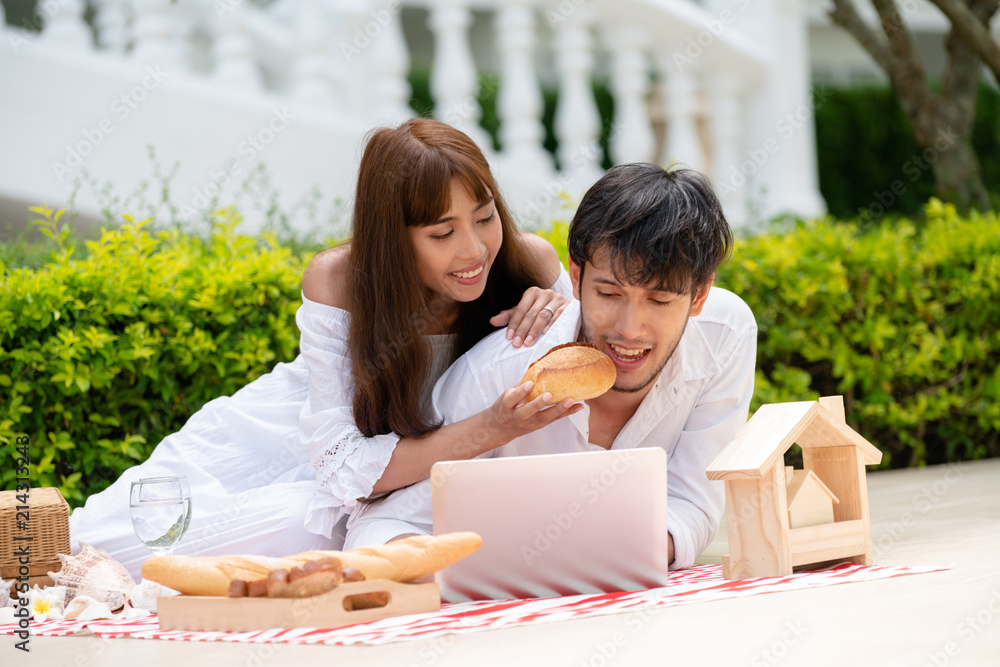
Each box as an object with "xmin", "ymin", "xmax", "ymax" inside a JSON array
[{"xmin": 347, "ymin": 118, "xmax": 546, "ymax": 439}]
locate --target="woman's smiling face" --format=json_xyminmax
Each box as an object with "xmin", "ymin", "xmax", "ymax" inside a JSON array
[{"xmin": 408, "ymin": 177, "xmax": 503, "ymax": 305}]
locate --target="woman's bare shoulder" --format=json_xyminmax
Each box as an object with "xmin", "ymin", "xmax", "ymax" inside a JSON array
[
  {"xmin": 519, "ymin": 233, "xmax": 562, "ymax": 287},
  {"xmin": 302, "ymin": 244, "xmax": 351, "ymax": 309}
]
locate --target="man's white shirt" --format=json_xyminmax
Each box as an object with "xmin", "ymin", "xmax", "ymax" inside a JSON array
[{"xmin": 345, "ymin": 287, "xmax": 757, "ymax": 570}]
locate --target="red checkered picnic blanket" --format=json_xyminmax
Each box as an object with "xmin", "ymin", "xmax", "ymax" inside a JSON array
[{"xmin": 1, "ymin": 562, "xmax": 949, "ymax": 646}]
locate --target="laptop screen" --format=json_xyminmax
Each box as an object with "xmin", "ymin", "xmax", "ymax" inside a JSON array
[{"xmin": 432, "ymin": 448, "xmax": 670, "ymax": 602}]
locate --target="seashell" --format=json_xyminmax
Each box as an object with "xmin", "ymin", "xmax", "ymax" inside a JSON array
[
  {"xmin": 63, "ymin": 595, "xmax": 115, "ymax": 622},
  {"xmin": 0, "ymin": 579, "xmax": 14, "ymax": 608},
  {"xmin": 48, "ymin": 543, "xmax": 136, "ymax": 611},
  {"xmin": 129, "ymin": 579, "xmax": 178, "ymax": 613}
]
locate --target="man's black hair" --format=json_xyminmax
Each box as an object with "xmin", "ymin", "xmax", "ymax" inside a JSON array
[{"xmin": 568, "ymin": 163, "xmax": 733, "ymax": 296}]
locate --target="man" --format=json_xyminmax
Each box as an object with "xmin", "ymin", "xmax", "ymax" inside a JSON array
[{"xmin": 345, "ymin": 163, "xmax": 757, "ymax": 570}]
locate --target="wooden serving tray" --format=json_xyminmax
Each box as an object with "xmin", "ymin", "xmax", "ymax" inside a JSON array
[{"xmin": 157, "ymin": 579, "xmax": 441, "ymax": 632}]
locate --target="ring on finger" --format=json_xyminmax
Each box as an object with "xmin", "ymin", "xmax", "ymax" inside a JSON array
[{"xmin": 540, "ymin": 305, "xmax": 556, "ymax": 317}]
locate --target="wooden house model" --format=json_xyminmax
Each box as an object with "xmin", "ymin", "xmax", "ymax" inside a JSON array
[
  {"xmin": 706, "ymin": 396, "xmax": 882, "ymax": 580},
  {"xmin": 785, "ymin": 467, "xmax": 839, "ymax": 529}
]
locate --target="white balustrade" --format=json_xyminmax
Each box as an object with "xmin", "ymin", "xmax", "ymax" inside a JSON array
[
  {"xmin": 6, "ymin": 0, "xmax": 801, "ymax": 231},
  {"xmin": 604, "ymin": 23, "xmax": 655, "ymax": 165},
  {"xmin": 428, "ymin": 0, "xmax": 493, "ymax": 151}
]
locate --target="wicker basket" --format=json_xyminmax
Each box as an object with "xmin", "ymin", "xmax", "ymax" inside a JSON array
[{"xmin": 0, "ymin": 487, "xmax": 72, "ymax": 579}]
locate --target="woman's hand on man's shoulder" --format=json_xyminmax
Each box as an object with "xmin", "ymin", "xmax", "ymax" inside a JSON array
[{"xmin": 302, "ymin": 244, "xmax": 351, "ymax": 309}]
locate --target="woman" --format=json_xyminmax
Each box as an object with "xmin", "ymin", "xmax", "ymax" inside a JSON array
[{"xmin": 69, "ymin": 119, "xmax": 579, "ymax": 579}]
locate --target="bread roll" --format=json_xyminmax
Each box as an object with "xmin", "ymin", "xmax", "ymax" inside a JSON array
[{"xmin": 521, "ymin": 342, "xmax": 616, "ymax": 403}]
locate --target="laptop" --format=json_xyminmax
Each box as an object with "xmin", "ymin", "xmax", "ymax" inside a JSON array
[{"xmin": 431, "ymin": 448, "xmax": 670, "ymax": 602}]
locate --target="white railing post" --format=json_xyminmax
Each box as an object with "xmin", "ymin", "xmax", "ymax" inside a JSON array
[
  {"xmin": 38, "ymin": 0, "xmax": 92, "ymax": 51},
  {"xmin": 213, "ymin": 5, "xmax": 261, "ymax": 89},
  {"xmin": 552, "ymin": 4, "xmax": 602, "ymax": 188},
  {"xmin": 495, "ymin": 0, "xmax": 549, "ymax": 167},
  {"xmin": 657, "ymin": 51, "xmax": 705, "ymax": 173},
  {"xmin": 93, "ymin": 0, "xmax": 128, "ymax": 54},
  {"xmin": 338, "ymin": 0, "xmax": 373, "ymax": 115},
  {"xmin": 604, "ymin": 23, "xmax": 654, "ymax": 164},
  {"xmin": 132, "ymin": 0, "xmax": 173, "ymax": 66},
  {"xmin": 705, "ymin": 70, "xmax": 747, "ymax": 227},
  {"xmin": 367, "ymin": 2, "xmax": 413, "ymax": 122},
  {"xmin": 293, "ymin": 0, "xmax": 336, "ymax": 106},
  {"xmin": 428, "ymin": 0, "xmax": 492, "ymax": 151}
]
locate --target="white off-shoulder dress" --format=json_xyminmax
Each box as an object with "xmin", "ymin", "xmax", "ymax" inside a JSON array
[{"xmin": 69, "ymin": 268, "xmax": 573, "ymax": 580}]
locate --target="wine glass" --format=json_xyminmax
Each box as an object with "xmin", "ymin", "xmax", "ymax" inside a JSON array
[{"xmin": 129, "ymin": 476, "xmax": 192, "ymax": 556}]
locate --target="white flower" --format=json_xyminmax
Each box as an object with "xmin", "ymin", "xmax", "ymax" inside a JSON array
[{"xmin": 28, "ymin": 588, "xmax": 65, "ymax": 622}]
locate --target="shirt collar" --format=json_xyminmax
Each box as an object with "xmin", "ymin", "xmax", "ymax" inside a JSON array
[{"xmin": 673, "ymin": 315, "xmax": 721, "ymax": 383}]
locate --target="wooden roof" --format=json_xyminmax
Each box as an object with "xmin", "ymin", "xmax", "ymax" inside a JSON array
[{"xmin": 706, "ymin": 400, "xmax": 883, "ymax": 480}]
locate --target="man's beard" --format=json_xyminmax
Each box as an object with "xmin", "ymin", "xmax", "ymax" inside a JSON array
[{"xmin": 578, "ymin": 306, "xmax": 690, "ymax": 395}]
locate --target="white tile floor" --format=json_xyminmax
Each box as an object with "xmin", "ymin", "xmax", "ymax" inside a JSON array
[{"xmin": 8, "ymin": 459, "xmax": 1000, "ymax": 666}]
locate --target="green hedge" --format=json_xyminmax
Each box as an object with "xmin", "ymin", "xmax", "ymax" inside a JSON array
[
  {"xmin": 0, "ymin": 207, "xmax": 307, "ymax": 505},
  {"xmin": 814, "ymin": 84, "xmax": 1000, "ymax": 219},
  {"xmin": 4, "ymin": 201, "xmax": 999, "ymax": 506},
  {"xmin": 719, "ymin": 199, "xmax": 1000, "ymax": 467}
]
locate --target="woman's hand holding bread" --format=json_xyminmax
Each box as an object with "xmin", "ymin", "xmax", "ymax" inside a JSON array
[
  {"xmin": 482, "ymin": 379, "xmax": 584, "ymax": 446},
  {"xmin": 481, "ymin": 342, "xmax": 616, "ymax": 445}
]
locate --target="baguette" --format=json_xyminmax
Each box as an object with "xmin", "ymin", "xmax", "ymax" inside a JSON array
[
  {"xmin": 521, "ymin": 342, "xmax": 616, "ymax": 403},
  {"xmin": 141, "ymin": 532, "xmax": 482, "ymax": 595},
  {"xmin": 142, "ymin": 554, "xmax": 318, "ymax": 597},
  {"xmin": 291, "ymin": 532, "xmax": 483, "ymax": 583}
]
